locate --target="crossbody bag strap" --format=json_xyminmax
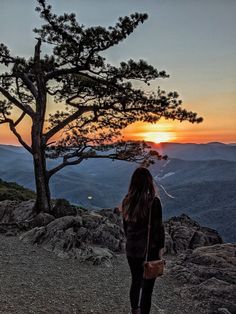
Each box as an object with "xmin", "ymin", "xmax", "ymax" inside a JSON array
[{"xmin": 144, "ymin": 200, "xmax": 153, "ymax": 262}]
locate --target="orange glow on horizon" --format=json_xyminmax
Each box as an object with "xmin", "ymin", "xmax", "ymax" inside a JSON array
[
  {"xmin": 121, "ymin": 119, "xmax": 236, "ymax": 144},
  {"xmin": 1, "ymin": 118, "xmax": 236, "ymax": 146},
  {"xmin": 139, "ymin": 131, "xmax": 176, "ymax": 143},
  {"xmin": 122, "ymin": 120, "xmax": 177, "ymax": 143}
]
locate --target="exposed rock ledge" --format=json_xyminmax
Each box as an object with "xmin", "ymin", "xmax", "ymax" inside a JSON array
[
  {"xmin": 0, "ymin": 200, "xmax": 223, "ymax": 265},
  {"xmin": 0, "ymin": 199, "xmax": 235, "ymax": 313},
  {"xmin": 0, "ymin": 200, "xmax": 125, "ymax": 265},
  {"xmin": 168, "ymin": 243, "xmax": 236, "ymax": 314},
  {"xmin": 164, "ymin": 214, "xmax": 223, "ymax": 254}
]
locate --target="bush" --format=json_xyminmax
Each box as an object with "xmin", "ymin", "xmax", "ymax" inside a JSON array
[{"xmin": 0, "ymin": 178, "xmax": 36, "ymax": 201}]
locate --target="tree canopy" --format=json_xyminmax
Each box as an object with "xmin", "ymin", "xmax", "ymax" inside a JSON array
[{"xmin": 0, "ymin": 0, "xmax": 203, "ymax": 212}]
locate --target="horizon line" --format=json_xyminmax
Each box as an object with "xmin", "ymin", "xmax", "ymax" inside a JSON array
[{"xmin": 1, "ymin": 141, "xmax": 236, "ymax": 148}]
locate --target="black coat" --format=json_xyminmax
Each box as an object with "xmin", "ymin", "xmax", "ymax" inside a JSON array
[{"xmin": 123, "ymin": 197, "xmax": 165, "ymax": 258}]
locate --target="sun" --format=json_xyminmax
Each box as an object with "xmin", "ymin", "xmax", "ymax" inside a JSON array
[
  {"xmin": 122, "ymin": 121, "xmax": 178, "ymax": 143},
  {"xmin": 143, "ymin": 132, "xmax": 176, "ymax": 143}
]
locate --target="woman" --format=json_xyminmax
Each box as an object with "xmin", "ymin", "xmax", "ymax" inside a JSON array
[{"xmin": 121, "ymin": 167, "xmax": 165, "ymax": 314}]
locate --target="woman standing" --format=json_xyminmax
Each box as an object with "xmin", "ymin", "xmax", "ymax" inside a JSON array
[{"xmin": 121, "ymin": 167, "xmax": 165, "ymax": 314}]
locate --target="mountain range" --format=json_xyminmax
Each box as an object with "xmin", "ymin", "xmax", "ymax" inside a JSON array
[{"xmin": 0, "ymin": 142, "xmax": 235, "ymax": 242}]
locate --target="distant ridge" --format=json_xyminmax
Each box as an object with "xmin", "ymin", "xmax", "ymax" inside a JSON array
[
  {"xmin": 0, "ymin": 143, "xmax": 235, "ymax": 242},
  {"xmin": 207, "ymin": 141, "xmax": 226, "ymax": 145},
  {"xmin": 146, "ymin": 141, "xmax": 236, "ymax": 161}
]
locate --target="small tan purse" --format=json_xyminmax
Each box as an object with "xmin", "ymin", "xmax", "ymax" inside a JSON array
[
  {"xmin": 143, "ymin": 259, "xmax": 165, "ymax": 279},
  {"xmin": 143, "ymin": 203, "xmax": 165, "ymax": 279}
]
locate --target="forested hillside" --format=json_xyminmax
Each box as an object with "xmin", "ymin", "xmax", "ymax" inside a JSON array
[{"xmin": 0, "ymin": 143, "xmax": 235, "ymax": 241}]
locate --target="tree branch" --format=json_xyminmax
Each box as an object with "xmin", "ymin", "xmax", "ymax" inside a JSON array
[
  {"xmin": 48, "ymin": 156, "xmax": 84, "ymax": 177},
  {"xmin": 45, "ymin": 66, "xmax": 87, "ymax": 81},
  {"xmin": 0, "ymin": 119, "xmax": 9, "ymax": 125},
  {"xmin": 0, "ymin": 86, "xmax": 34, "ymax": 117},
  {"xmin": 1, "ymin": 117, "xmax": 32, "ymax": 153},
  {"xmin": 47, "ymin": 141, "xmax": 156, "ymax": 177},
  {"xmin": 44, "ymin": 105, "xmax": 93, "ymax": 142},
  {"xmin": 14, "ymin": 112, "xmax": 26, "ymax": 127},
  {"xmin": 48, "ymin": 152, "xmax": 148, "ymax": 178},
  {"xmin": 20, "ymin": 73, "xmax": 38, "ymax": 99}
]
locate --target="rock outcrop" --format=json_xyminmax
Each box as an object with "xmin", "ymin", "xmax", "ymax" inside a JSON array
[
  {"xmin": 51, "ymin": 198, "xmax": 77, "ymax": 218},
  {"xmin": 169, "ymin": 243, "xmax": 236, "ymax": 314},
  {"xmin": 164, "ymin": 214, "xmax": 223, "ymax": 254},
  {"xmin": 20, "ymin": 208, "xmax": 125, "ymax": 265},
  {"xmin": 0, "ymin": 199, "xmax": 125, "ymax": 264},
  {"xmin": 0, "ymin": 200, "xmax": 55, "ymax": 234},
  {"xmin": 0, "ymin": 200, "xmax": 35, "ymax": 223},
  {"xmin": 0, "ymin": 200, "xmax": 224, "ymax": 266},
  {"xmin": 0, "ymin": 199, "xmax": 235, "ymax": 312}
]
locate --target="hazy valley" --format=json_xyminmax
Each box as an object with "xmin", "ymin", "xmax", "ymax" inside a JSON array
[{"xmin": 0, "ymin": 142, "xmax": 236, "ymax": 242}]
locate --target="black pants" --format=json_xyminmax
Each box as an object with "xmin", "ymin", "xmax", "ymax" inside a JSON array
[{"xmin": 127, "ymin": 249, "xmax": 159, "ymax": 314}]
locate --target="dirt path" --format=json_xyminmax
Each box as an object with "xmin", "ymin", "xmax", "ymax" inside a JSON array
[{"xmin": 0, "ymin": 234, "xmax": 204, "ymax": 314}]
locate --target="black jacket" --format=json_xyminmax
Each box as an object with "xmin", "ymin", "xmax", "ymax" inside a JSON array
[{"xmin": 123, "ymin": 197, "xmax": 165, "ymax": 258}]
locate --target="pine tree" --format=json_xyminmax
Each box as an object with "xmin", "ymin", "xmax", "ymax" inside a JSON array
[{"xmin": 0, "ymin": 0, "xmax": 202, "ymax": 213}]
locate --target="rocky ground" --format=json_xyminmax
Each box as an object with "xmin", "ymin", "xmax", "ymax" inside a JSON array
[
  {"xmin": 0, "ymin": 199, "xmax": 235, "ymax": 314},
  {"xmin": 169, "ymin": 244, "xmax": 236, "ymax": 314},
  {"xmin": 0, "ymin": 234, "xmax": 206, "ymax": 314}
]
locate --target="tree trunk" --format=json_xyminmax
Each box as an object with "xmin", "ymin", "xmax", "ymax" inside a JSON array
[
  {"xmin": 32, "ymin": 147, "xmax": 51, "ymax": 214},
  {"xmin": 31, "ymin": 39, "xmax": 50, "ymax": 214},
  {"xmin": 31, "ymin": 112, "xmax": 51, "ymax": 213},
  {"xmin": 31, "ymin": 102, "xmax": 51, "ymax": 214}
]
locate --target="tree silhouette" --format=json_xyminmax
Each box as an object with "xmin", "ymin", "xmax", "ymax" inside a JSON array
[{"xmin": 0, "ymin": 0, "xmax": 202, "ymax": 213}]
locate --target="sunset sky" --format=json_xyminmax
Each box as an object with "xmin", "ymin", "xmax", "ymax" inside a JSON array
[{"xmin": 0, "ymin": 0, "xmax": 235, "ymax": 145}]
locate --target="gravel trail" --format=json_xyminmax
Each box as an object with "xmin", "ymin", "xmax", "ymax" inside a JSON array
[{"xmin": 0, "ymin": 234, "xmax": 204, "ymax": 314}]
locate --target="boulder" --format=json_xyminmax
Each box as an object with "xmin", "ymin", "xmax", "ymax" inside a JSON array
[
  {"xmin": 0, "ymin": 200, "xmax": 35, "ymax": 223},
  {"xmin": 51, "ymin": 198, "xmax": 77, "ymax": 218},
  {"xmin": 0, "ymin": 200, "xmax": 56, "ymax": 233},
  {"xmin": 94, "ymin": 207, "xmax": 123, "ymax": 226},
  {"xmin": 164, "ymin": 214, "xmax": 223, "ymax": 254},
  {"xmin": 20, "ymin": 210, "xmax": 124, "ymax": 264},
  {"xmin": 29, "ymin": 212, "xmax": 55, "ymax": 228},
  {"xmin": 169, "ymin": 243, "xmax": 236, "ymax": 313},
  {"xmin": 163, "ymin": 231, "xmax": 175, "ymax": 255}
]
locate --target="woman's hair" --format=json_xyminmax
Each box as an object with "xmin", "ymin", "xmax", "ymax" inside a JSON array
[{"xmin": 122, "ymin": 167, "xmax": 156, "ymax": 222}]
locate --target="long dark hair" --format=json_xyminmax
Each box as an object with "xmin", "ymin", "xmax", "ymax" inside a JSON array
[{"xmin": 122, "ymin": 167, "xmax": 156, "ymax": 222}]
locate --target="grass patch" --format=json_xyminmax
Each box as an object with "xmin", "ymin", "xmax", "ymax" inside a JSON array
[{"xmin": 0, "ymin": 178, "xmax": 36, "ymax": 201}]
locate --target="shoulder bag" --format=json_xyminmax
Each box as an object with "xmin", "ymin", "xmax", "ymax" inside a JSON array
[{"xmin": 143, "ymin": 200, "xmax": 165, "ymax": 279}]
